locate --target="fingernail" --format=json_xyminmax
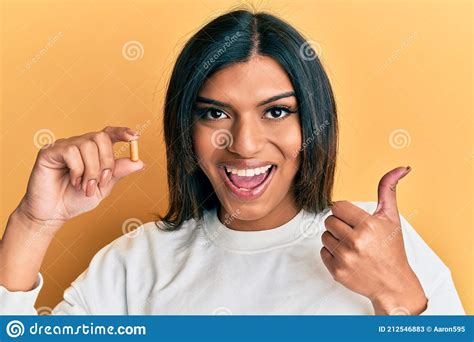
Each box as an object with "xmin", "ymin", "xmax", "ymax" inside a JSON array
[
  {"xmin": 400, "ymin": 166, "xmax": 412, "ymax": 179},
  {"xmin": 139, "ymin": 164, "xmax": 147, "ymax": 172},
  {"xmin": 127, "ymin": 129, "xmax": 140, "ymax": 136},
  {"xmin": 86, "ymin": 179, "xmax": 96, "ymax": 197},
  {"xmin": 99, "ymin": 169, "xmax": 111, "ymax": 187},
  {"xmin": 76, "ymin": 177, "xmax": 82, "ymax": 191}
]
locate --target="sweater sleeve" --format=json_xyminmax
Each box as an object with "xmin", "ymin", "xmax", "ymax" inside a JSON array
[
  {"xmin": 0, "ymin": 272, "xmax": 91, "ymax": 315},
  {"xmin": 0, "ymin": 227, "xmax": 133, "ymax": 315},
  {"xmin": 0, "ymin": 271, "xmax": 95, "ymax": 315},
  {"xmin": 0, "ymin": 273, "xmax": 43, "ymax": 315},
  {"xmin": 398, "ymin": 211, "xmax": 465, "ymax": 315},
  {"xmin": 418, "ymin": 270, "xmax": 465, "ymax": 315}
]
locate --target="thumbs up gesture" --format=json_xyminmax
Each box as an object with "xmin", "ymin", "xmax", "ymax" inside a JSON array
[{"xmin": 320, "ymin": 166, "xmax": 428, "ymax": 315}]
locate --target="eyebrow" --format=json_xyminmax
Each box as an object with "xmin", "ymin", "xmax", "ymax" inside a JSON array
[{"xmin": 195, "ymin": 91, "xmax": 296, "ymax": 108}]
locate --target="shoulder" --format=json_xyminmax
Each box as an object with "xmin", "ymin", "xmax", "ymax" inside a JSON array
[
  {"xmin": 90, "ymin": 216, "xmax": 202, "ymax": 266},
  {"xmin": 70, "ymin": 216, "xmax": 202, "ymax": 289}
]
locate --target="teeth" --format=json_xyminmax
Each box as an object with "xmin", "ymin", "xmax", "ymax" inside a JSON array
[{"xmin": 225, "ymin": 164, "xmax": 273, "ymax": 177}]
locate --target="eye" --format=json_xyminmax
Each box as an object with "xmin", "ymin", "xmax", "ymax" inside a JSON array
[
  {"xmin": 195, "ymin": 107, "xmax": 228, "ymax": 121},
  {"xmin": 263, "ymin": 105, "xmax": 296, "ymax": 121}
]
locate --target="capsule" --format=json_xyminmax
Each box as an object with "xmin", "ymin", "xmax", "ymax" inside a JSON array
[{"xmin": 129, "ymin": 139, "xmax": 139, "ymax": 161}]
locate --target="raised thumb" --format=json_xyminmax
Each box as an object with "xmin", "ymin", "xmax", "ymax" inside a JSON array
[{"xmin": 373, "ymin": 166, "xmax": 411, "ymax": 219}]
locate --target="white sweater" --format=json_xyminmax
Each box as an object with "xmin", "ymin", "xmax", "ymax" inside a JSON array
[{"xmin": 0, "ymin": 202, "xmax": 465, "ymax": 315}]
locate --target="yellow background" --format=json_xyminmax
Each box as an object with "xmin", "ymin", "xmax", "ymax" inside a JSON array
[{"xmin": 1, "ymin": 0, "xmax": 472, "ymax": 314}]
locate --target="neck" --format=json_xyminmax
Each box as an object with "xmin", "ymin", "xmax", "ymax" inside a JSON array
[{"xmin": 217, "ymin": 196, "xmax": 301, "ymax": 232}]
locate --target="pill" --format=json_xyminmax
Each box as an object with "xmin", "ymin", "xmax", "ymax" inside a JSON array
[{"xmin": 129, "ymin": 139, "xmax": 139, "ymax": 161}]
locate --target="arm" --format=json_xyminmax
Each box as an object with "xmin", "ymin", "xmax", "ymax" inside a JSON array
[
  {"xmin": 0, "ymin": 126, "xmax": 144, "ymax": 315},
  {"xmin": 0, "ymin": 206, "xmax": 61, "ymax": 292},
  {"xmin": 0, "ymin": 206, "xmax": 62, "ymax": 315},
  {"xmin": 0, "ymin": 207, "xmax": 119, "ymax": 315}
]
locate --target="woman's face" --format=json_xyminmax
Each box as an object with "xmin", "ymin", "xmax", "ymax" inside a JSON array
[{"xmin": 192, "ymin": 55, "xmax": 302, "ymax": 230}]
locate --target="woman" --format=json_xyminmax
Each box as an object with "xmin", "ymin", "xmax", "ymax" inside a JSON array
[{"xmin": 0, "ymin": 9, "xmax": 464, "ymax": 315}]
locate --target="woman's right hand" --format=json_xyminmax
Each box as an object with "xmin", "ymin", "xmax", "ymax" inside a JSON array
[{"xmin": 15, "ymin": 126, "xmax": 145, "ymax": 233}]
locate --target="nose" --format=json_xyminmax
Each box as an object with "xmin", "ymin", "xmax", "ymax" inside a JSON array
[{"xmin": 226, "ymin": 115, "xmax": 265, "ymax": 157}]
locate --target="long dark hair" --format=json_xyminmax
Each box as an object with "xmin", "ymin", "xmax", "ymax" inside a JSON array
[{"xmin": 155, "ymin": 8, "xmax": 338, "ymax": 230}]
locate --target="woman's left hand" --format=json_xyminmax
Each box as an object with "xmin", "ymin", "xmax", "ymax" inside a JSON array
[{"xmin": 320, "ymin": 166, "xmax": 428, "ymax": 315}]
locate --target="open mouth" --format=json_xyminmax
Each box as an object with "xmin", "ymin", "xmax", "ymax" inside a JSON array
[
  {"xmin": 226, "ymin": 165, "xmax": 274, "ymax": 190},
  {"xmin": 218, "ymin": 164, "xmax": 277, "ymax": 201}
]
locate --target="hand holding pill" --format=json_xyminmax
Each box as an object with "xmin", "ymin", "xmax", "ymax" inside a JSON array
[{"xmin": 15, "ymin": 126, "xmax": 146, "ymax": 233}]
